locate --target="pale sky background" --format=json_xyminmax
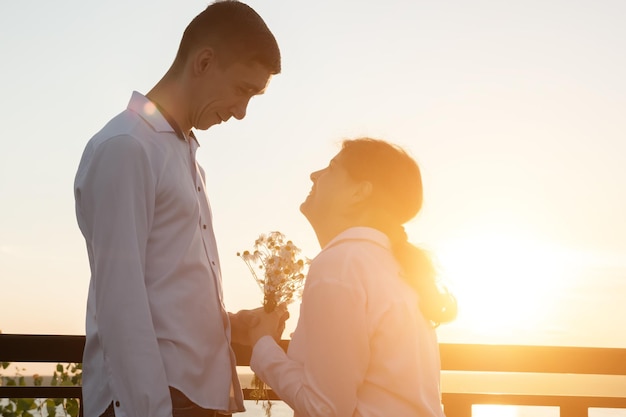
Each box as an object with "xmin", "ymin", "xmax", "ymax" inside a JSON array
[{"xmin": 1, "ymin": 0, "xmax": 625, "ymax": 351}]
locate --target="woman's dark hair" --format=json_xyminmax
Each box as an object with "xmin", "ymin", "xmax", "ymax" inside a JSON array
[
  {"xmin": 173, "ymin": 0, "xmax": 281, "ymax": 74},
  {"xmin": 340, "ymin": 138, "xmax": 457, "ymax": 326}
]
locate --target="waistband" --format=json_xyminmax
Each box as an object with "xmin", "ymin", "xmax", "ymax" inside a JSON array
[
  {"xmin": 100, "ymin": 388, "xmax": 231, "ymax": 417},
  {"xmin": 169, "ymin": 387, "xmax": 231, "ymax": 417}
]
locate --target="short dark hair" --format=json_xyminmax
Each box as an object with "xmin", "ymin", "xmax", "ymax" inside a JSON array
[{"xmin": 174, "ymin": 0, "xmax": 281, "ymax": 73}]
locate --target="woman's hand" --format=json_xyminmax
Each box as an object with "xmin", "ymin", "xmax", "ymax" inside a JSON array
[{"xmin": 249, "ymin": 305, "xmax": 290, "ymax": 346}]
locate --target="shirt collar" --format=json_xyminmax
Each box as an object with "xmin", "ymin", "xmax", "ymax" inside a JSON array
[
  {"xmin": 127, "ymin": 91, "xmax": 198, "ymax": 145},
  {"xmin": 323, "ymin": 227, "xmax": 391, "ymax": 251}
]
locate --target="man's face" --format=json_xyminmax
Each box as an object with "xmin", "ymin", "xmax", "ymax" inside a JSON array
[{"xmin": 192, "ymin": 60, "xmax": 273, "ymax": 130}]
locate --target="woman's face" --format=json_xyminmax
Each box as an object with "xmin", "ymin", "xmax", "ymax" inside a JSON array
[{"xmin": 300, "ymin": 151, "xmax": 363, "ymax": 229}]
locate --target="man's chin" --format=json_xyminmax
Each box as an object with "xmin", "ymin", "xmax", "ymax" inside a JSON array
[{"xmin": 196, "ymin": 120, "xmax": 221, "ymax": 130}]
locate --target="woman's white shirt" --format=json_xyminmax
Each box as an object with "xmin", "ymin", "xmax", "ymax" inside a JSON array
[{"xmin": 250, "ymin": 227, "xmax": 445, "ymax": 417}]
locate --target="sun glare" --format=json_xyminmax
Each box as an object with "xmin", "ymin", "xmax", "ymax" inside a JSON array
[{"xmin": 436, "ymin": 231, "xmax": 570, "ymax": 339}]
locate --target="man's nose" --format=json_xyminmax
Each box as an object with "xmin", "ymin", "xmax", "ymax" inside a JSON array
[{"xmin": 231, "ymin": 98, "xmax": 251, "ymax": 120}]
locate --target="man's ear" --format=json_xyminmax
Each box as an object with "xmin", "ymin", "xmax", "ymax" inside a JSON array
[{"xmin": 194, "ymin": 47, "xmax": 216, "ymax": 75}]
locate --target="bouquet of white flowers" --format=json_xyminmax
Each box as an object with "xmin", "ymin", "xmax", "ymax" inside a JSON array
[
  {"xmin": 238, "ymin": 231, "xmax": 308, "ymax": 313},
  {"xmin": 237, "ymin": 231, "xmax": 308, "ymax": 416}
]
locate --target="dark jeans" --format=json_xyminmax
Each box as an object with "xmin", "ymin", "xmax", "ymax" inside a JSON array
[{"xmin": 99, "ymin": 387, "xmax": 231, "ymax": 417}]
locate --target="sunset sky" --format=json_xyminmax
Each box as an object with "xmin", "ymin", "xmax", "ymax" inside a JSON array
[{"xmin": 1, "ymin": 0, "xmax": 625, "ymax": 356}]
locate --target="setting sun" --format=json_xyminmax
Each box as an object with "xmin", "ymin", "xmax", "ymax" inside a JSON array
[{"xmin": 436, "ymin": 230, "xmax": 571, "ymax": 337}]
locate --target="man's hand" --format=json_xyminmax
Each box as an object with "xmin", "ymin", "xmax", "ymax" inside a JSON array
[
  {"xmin": 230, "ymin": 305, "xmax": 289, "ymax": 346},
  {"xmin": 229, "ymin": 307, "xmax": 263, "ymax": 346},
  {"xmin": 248, "ymin": 304, "xmax": 289, "ymax": 347}
]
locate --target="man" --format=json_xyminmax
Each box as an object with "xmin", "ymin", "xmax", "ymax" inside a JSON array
[{"xmin": 74, "ymin": 2, "xmax": 281, "ymax": 417}]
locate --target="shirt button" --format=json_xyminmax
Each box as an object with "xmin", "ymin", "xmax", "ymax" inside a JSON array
[
  {"xmin": 211, "ymin": 261, "xmax": 216, "ymax": 266},
  {"xmin": 197, "ymin": 186, "xmax": 201, "ymax": 192},
  {"xmin": 203, "ymin": 225, "xmax": 207, "ymax": 229},
  {"xmin": 115, "ymin": 401, "xmax": 120, "ymax": 407}
]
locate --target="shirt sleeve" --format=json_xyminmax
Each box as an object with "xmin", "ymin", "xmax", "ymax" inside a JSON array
[
  {"xmin": 250, "ymin": 279, "xmax": 369, "ymax": 417},
  {"xmin": 77, "ymin": 135, "xmax": 172, "ymax": 417}
]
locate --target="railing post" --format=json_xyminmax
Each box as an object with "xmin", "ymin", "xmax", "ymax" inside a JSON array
[
  {"xmin": 443, "ymin": 397, "xmax": 472, "ymax": 417},
  {"xmin": 559, "ymin": 404, "xmax": 588, "ymax": 417}
]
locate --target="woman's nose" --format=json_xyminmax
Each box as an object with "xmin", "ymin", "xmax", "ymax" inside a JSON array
[{"xmin": 310, "ymin": 169, "xmax": 323, "ymax": 181}]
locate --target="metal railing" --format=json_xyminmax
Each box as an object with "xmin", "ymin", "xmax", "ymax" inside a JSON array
[{"xmin": 1, "ymin": 334, "xmax": 625, "ymax": 417}]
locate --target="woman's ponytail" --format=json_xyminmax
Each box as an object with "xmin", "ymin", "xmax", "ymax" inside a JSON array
[
  {"xmin": 340, "ymin": 137, "xmax": 457, "ymax": 326},
  {"xmin": 387, "ymin": 225, "xmax": 457, "ymax": 326}
]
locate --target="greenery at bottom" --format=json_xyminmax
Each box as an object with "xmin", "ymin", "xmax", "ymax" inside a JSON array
[{"xmin": 0, "ymin": 362, "xmax": 82, "ymax": 417}]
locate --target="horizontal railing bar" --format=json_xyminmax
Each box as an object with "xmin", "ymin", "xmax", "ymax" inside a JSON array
[
  {"xmin": 443, "ymin": 393, "xmax": 626, "ymax": 408},
  {"xmin": 241, "ymin": 388, "xmax": 282, "ymax": 401},
  {"xmin": 0, "ymin": 386, "xmax": 81, "ymax": 398},
  {"xmin": 3, "ymin": 333, "xmax": 626, "ymax": 415},
  {"xmin": 3, "ymin": 335, "xmax": 626, "ymax": 375},
  {"xmin": 439, "ymin": 343, "xmax": 626, "ymax": 375},
  {"xmin": 0, "ymin": 334, "xmax": 85, "ymax": 363}
]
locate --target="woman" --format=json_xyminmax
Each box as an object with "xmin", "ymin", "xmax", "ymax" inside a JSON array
[{"xmin": 249, "ymin": 138, "xmax": 457, "ymax": 416}]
